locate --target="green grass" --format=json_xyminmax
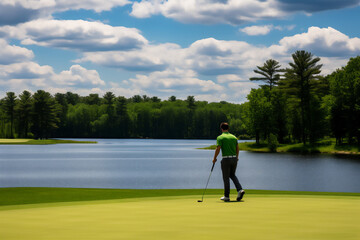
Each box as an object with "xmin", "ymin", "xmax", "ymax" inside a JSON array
[
  {"xmin": 0, "ymin": 139, "xmax": 97, "ymax": 145},
  {"xmin": 1, "ymin": 188, "xmax": 359, "ymax": 207},
  {"xmin": 0, "ymin": 188, "xmax": 359, "ymax": 240},
  {"xmin": 201, "ymin": 139, "xmax": 360, "ymax": 155}
]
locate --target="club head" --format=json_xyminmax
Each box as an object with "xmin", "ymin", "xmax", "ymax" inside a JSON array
[{"xmin": 197, "ymin": 200, "xmax": 203, "ymax": 202}]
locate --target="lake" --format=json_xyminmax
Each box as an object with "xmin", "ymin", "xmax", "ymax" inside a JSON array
[{"xmin": 0, "ymin": 139, "xmax": 359, "ymax": 192}]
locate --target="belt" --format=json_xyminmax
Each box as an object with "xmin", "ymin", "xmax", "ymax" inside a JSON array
[{"xmin": 222, "ymin": 155, "xmax": 237, "ymax": 159}]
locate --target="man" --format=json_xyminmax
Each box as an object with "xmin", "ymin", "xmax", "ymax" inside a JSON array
[{"xmin": 213, "ymin": 122, "xmax": 245, "ymax": 202}]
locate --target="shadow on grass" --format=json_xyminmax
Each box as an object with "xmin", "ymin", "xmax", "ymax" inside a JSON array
[
  {"xmin": 334, "ymin": 144, "xmax": 360, "ymax": 152},
  {"xmin": 286, "ymin": 145, "xmax": 321, "ymax": 154}
]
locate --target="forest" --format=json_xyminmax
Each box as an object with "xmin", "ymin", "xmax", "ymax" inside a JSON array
[{"xmin": 0, "ymin": 51, "xmax": 359, "ymax": 145}]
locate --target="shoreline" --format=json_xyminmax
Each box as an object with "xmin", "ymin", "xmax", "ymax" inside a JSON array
[
  {"xmin": 0, "ymin": 139, "xmax": 97, "ymax": 145},
  {"xmin": 200, "ymin": 141, "xmax": 360, "ymax": 156}
]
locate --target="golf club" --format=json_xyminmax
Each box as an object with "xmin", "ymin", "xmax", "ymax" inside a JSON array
[{"xmin": 198, "ymin": 162, "xmax": 215, "ymax": 202}]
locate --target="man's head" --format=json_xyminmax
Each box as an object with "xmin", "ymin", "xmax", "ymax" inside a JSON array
[{"xmin": 220, "ymin": 122, "xmax": 229, "ymax": 132}]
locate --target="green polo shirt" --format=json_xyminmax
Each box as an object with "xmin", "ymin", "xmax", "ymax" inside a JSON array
[{"xmin": 216, "ymin": 132, "xmax": 238, "ymax": 157}]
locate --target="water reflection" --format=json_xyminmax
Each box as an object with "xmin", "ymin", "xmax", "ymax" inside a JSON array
[{"xmin": 0, "ymin": 139, "xmax": 359, "ymax": 192}]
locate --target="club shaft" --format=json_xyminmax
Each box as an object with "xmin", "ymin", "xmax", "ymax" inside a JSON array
[{"xmin": 200, "ymin": 162, "xmax": 215, "ymax": 202}]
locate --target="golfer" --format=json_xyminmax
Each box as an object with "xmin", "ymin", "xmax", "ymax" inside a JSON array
[{"xmin": 213, "ymin": 122, "xmax": 245, "ymax": 202}]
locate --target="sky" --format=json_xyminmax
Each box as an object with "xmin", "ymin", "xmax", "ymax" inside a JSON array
[{"xmin": 0, "ymin": 0, "xmax": 359, "ymax": 103}]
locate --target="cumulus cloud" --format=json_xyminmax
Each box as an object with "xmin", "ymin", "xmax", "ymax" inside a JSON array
[
  {"xmin": 277, "ymin": 0, "xmax": 360, "ymax": 12},
  {"xmin": 239, "ymin": 24, "xmax": 295, "ymax": 35},
  {"xmin": 217, "ymin": 74, "xmax": 246, "ymax": 83},
  {"xmin": 0, "ymin": 2, "xmax": 43, "ymax": 26},
  {"xmin": 55, "ymin": 0, "xmax": 131, "ymax": 13},
  {"xmin": 0, "ymin": 39, "xmax": 34, "ymax": 64},
  {"xmin": 78, "ymin": 26, "xmax": 360, "ymax": 102},
  {"xmin": 2, "ymin": 26, "xmax": 359, "ymax": 103},
  {"xmin": 0, "ymin": 62, "xmax": 105, "ymax": 94},
  {"xmin": 0, "ymin": 19, "xmax": 148, "ymax": 51},
  {"xmin": 79, "ymin": 43, "xmax": 182, "ymax": 71},
  {"xmin": 52, "ymin": 65, "xmax": 105, "ymax": 87},
  {"xmin": 240, "ymin": 25, "xmax": 273, "ymax": 36},
  {"xmin": 187, "ymin": 38, "xmax": 264, "ymax": 75},
  {"xmin": 279, "ymin": 26, "xmax": 360, "ymax": 57},
  {"xmin": 0, "ymin": 0, "xmax": 130, "ymax": 26},
  {"xmin": 131, "ymin": 0, "xmax": 284, "ymax": 24},
  {"xmin": 130, "ymin": 0, "xmax": 360, "ymax": 25},
  {"xmin": 123, "ymin": 68, "xmax": 225, "ymax": 101}
]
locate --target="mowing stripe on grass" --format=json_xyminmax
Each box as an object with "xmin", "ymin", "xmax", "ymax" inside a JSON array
[{"xmin": 1, "ymin": 188, "xmax": 359, "ymax": 208}]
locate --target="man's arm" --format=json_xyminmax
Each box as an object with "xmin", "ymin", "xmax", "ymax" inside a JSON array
[
  {"xmin": 213, "ymin": 146, "xmax": 221, "ymax": 163},
  {"xmin": 236, "ymin": 143, "xmax": 239, "ymax": 159}
]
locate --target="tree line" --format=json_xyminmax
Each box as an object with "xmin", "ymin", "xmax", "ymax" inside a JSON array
[
  {"xmin": 247, "ymin": 51, "xmax": 360, "ymax": 145},
  {"xmin": 0, "ymin": 51, "xmax": 359, "ymax": 145},
  {"xmin": 0, "ymin": 91, "xmax": 247, "ymax": 139}
]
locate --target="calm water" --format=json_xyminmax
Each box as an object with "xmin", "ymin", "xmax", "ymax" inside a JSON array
[{"xmin": 0, "ymin": 139, "xmax": 359, "ymax": 192}]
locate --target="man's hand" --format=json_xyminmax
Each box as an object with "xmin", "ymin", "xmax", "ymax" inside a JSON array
[{"xmin": 213, "ymin": 146, "xmax": 221, "ymax": 164}]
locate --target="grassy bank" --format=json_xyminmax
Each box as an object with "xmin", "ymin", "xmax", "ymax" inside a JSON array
[
  {"xmin": 201, "ymin": 140, "xmax": 360, "ymax": 155},
  {"xmin": 1, "ymin": 188, "xmax": 359, "ymax": 240},
  {"xmin": 0, "ymin": 139, "xmax": 97, "ymax": 145},
  {"xmin": 1, "ymin": 187, "xmax": 359, "ymax": 207}
]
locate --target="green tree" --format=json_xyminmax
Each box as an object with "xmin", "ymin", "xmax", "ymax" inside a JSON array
[
  {"xmin": 32, "ymin": 90, "xmax": 60, "ymax": 139},
  {"xmin": 16, "ymin": 90, "xmax": 32, "ymax": 138},
  {"xmin": 84, "ymin": 94, "xmax": 101, "ymax": 105},
  {"xmin": 101, "ymin": 92, "xmax": 116, "ymax": 137},
  {"xmin": 2, "ymin": 92, "xmax": 17, "ymax": 138},
  {"xmin": 186, "ymin": 96, "xmax": 196, "ymax": 110},
  {"xmin": 151, "ymin": 96, "xmax": 161, "ymax": 103},
  {"xmin": 269, "ymin": 89, "xmax": 288, "ymax": 143},
  {"xmin": 328, "ymin": 56, "xmax": 360, "ymax": 144},
  {"xmin": 131, "ymin": 95, "xmax": 143, "ymax": 103},
  {"xmin": 247, "ymin": 87, "xmax": 272, "ymax": 144},
  {"xmin": 54, "ymin": 93, "xmax": 68, "ymax": 137},
  {"xmin": 168, "ymin": 96, "xmax": 177, "ymax": 102},
  {"xmin": 65, "ymin": 92, "xmax": 80, "ymax": 105},
  {"xmin": 186, "ymin": 96, "xmax": 196, "ymax": 137},
  {"xmin": 250, "ymin": 59, "xmax": 282, "ymax": 90},
  {"xmin": 142, "ymin": 95, "xmax": 151, "ymax": 102},
  {"xmin": 115, "ymin": 96, "xmax": 130, "ymax": 137},
  {"xmin": 282, "ymin": 50, "xmax": 322, "ymax": 144}
]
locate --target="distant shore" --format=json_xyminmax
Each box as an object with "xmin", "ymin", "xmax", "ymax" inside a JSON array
[
  {"xmin": 201, "ymin": 140, "xmax": 360, "ymax": 155},
  {"xmin": 0, "ymin": 139, "xmax": 97, "ymax": 145}
]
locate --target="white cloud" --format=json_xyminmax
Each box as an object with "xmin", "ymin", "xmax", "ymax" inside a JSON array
[
  {"xmin": 76, "ymin": 26, "xmax": 360, "ymax": 102},
  {"xmin": 130, "ymin": 0, "xmax": 360, "ymax": 25},
  {"xmin": 240, "ymin": 25, "xmax": 273, "ymax": 36},
  {"xmin": 279, "ymin": 26, "xmax": 360, "ymax": 57},
  {"xmin": 0, "ymin": 19, "xmax": 148, "ymax": 51},
  {"xmin": 240, "ymin": 24, "xmax": 296, "ymax": 36},
  {"xmin": 0, "ymin": 0, "xmax": 130, "ymax": 26},
  {"xmin": 131, "ymin": 0, "xmax": 284, "ymax": 24},
  {"xmin": 55, "ymin": 0, "xmax": 131, "ymax": 13},
  {"xmin": 79, "ymin": 43, "xmax": 182, "ymax": 70},
  {"xmin": 2, "ymin": 26, "xmax": 359, "ymax": 103},
  {"xmin": 52, "ymin": 65, "xmax": 105, "ymax": 87},
  {"xmin": 217, "ymin": 74, "xmax": 245, "ymax": 83},
  {"xmin": 128, "ymin": 68, "xmax": 224, "ymax": 93},
  {"xmin": 0, "ymin": 62, "xmax": 106, "ymax": 94},
  {"xmin": 0, "ymin": 39, "xmax": 34, "ymax": 64}
]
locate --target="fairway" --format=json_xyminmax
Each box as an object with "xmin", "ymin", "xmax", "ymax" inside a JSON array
[{"xmin": 1, "ymin": 194, "xmax": 359, "ymax": 240}]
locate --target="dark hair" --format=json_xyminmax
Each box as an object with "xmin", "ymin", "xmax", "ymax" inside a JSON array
[{"xmin": 220, "ymin": 122, "xmax": 229, "ymax": 130}]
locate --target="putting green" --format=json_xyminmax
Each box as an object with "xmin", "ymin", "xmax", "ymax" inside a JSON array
[{"xmin": 0, "ymin": 194, "xmax": 359, "ymax": 240}]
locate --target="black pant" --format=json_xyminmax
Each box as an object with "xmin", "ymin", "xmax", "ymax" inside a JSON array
[{"xmin": 221, "ymin": 158, "xmax": 242, "ymax": 198}]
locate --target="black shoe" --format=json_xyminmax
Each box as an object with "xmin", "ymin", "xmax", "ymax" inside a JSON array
[{"xmin": 237, "ymin": 190, "xmax": 245, "ymax": 201}]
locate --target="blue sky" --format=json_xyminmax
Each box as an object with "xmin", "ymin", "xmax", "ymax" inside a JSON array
[{"xmin": 0, "ymin": 0, "xmax": 360, "ymax": 103}]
